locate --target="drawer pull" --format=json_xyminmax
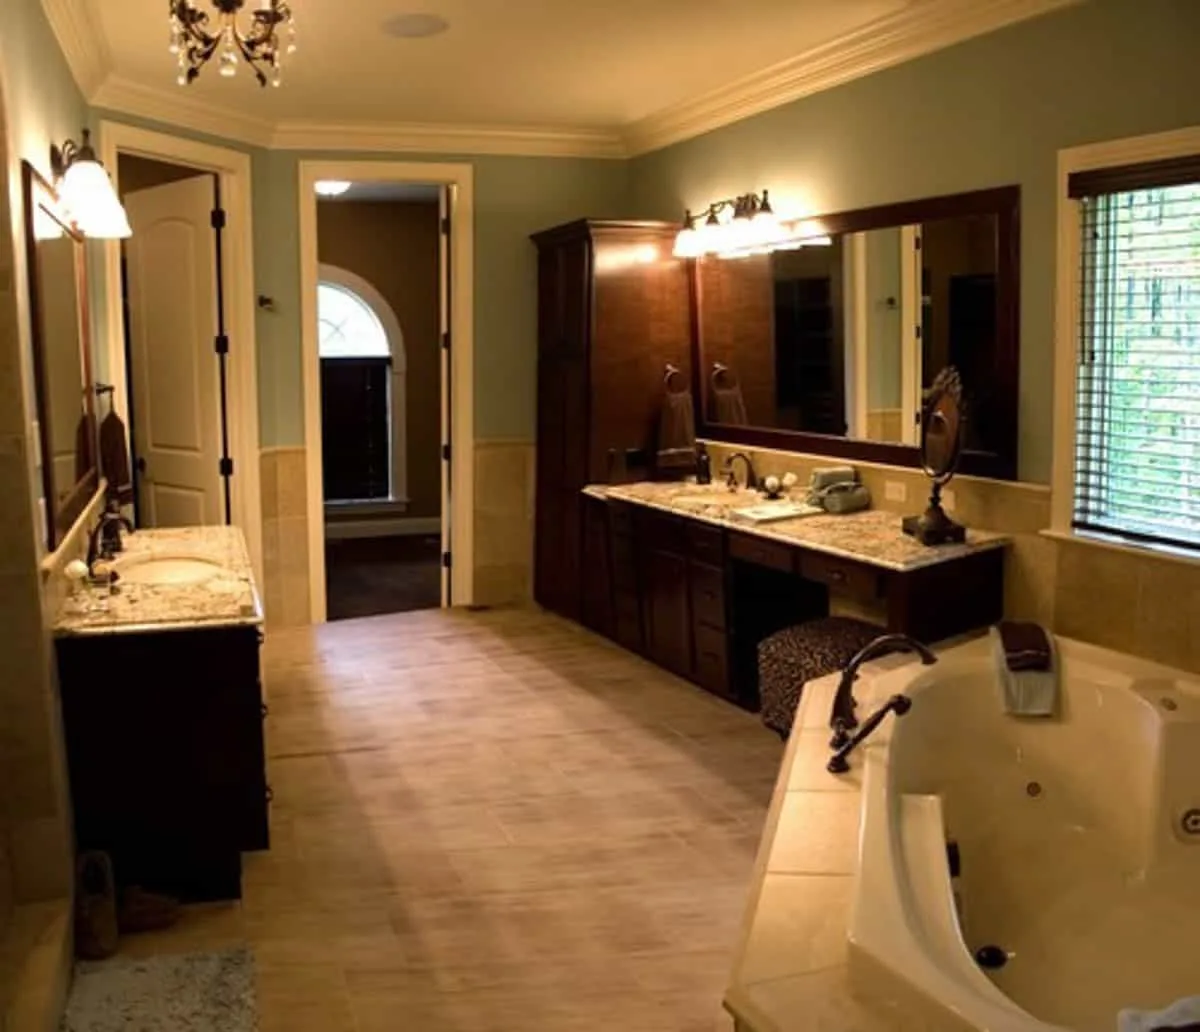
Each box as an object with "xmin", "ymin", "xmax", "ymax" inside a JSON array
[{"xmin": 829, "ymin": 570, "xmax": 846, "ymax": 583}]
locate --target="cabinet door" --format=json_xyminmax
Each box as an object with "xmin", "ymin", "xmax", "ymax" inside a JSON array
[
  {"xmin": 644, "ymin": 548, "xmax": 692, "ymax": 678},
  {"xmin": 581, "ymin": 497, "xmax": 614, "ymax": 638}
]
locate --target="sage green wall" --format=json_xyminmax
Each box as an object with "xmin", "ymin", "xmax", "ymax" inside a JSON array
[
  {"xmin": 628, "ymin": 0, "xmax": 1200, "ymax": 483},
  {"xmin": 94, "ymin": 113, "xmax": 629, "ymax": 447}
]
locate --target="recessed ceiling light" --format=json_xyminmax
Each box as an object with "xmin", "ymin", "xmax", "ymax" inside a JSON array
[
  {"xmin": 315, "ymin": 180, "xmax": 352, "ymax": 197},
  {"xmin": 383, "ymin": 13, "xmax": 450, "ymax": 39}
]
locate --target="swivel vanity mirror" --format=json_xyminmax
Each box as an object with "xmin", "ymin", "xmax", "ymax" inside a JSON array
[
  {"xmin": 21, "ymin": 160, "xmax": 98, "ymax": 551},
  {"xmin": 902, "ymin": 366, "xmax": 966, "ymax": 546}
]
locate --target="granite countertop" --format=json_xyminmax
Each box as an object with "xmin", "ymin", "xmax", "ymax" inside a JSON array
[
  {"xmin": 54, "ymin": 526, "xmax": 263, "ymax": 637},
  {"xmin": 724, "ymin": 656, "xmax": 967, "ymax": 1032},
  {"xmin": 585, "ymin": 480, "xmax": 1010, "ymax": 572}
]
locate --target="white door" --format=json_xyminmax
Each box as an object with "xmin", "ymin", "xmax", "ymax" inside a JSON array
[{"xmin": 124, "ymin": 175, "xmax": 223, "ymax": 527}]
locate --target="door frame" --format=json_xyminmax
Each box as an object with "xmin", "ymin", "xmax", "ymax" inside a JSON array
[
  {"xmin": 298, "ymin": 160, "xmax": 475, "ymax": 621},
  {"xmin": 96, "ymin": 120, "xmax": 263, "ymax": 587}
]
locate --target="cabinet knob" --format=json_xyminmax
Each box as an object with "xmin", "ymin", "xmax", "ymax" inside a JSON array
[
  {"xmin": 260, "ymin": 702, "xmax": 269, "ymax": 719},
  {"xmin": 265, "ymin": 785, "xmax": 274, "ymax": 803}
]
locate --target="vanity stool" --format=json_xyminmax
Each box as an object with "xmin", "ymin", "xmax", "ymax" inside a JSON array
[{"xmin": 758, "ymin": 616, "xmax": 882, "ymax": 740}]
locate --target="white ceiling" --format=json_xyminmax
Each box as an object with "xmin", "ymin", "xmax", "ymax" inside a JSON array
[
  {"xmin": 48, "ymin": 0, "xmax": 1080, "ymax": 154},
  {"xmin": 94, "ymin": 0, "xmax": 909, "ymax": 127}
]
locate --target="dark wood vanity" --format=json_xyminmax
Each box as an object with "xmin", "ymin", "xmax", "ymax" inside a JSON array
[
  {"xmin": 533, "ymin": 198, "xmax": 1018, "ymax": 711},
  {"xmin": 582, "ymin": 491, "xmax": 1004, "ymax": 710}
]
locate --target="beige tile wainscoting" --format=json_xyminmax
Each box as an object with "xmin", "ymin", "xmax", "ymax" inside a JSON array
[
  {"xmin": 703, "ymin": 442, "xmax": 1199, "ymax": 674},
  {"xmin": 474, "ymin": 439, "xmax": 535, "ymax": 606},
  {"xmin": 261, "ymin": 446, "xmax": 313, "ymax": 628}
]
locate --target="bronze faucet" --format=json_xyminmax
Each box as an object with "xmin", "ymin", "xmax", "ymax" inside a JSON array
[
  {"xmin": 829, "ymin": 634, "xmax": 937, "ymax": 748},
  {"xmin": 723, "ymin": 452, "xmax": 758, "ymax": 491},
  {"xmin": 86, "ymin": 505, "xmax": 133, "ymax": 572}
]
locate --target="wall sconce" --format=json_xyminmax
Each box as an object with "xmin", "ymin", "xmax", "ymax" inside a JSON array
[
  {"xmin": 673, "ymin": 190, "xmax": 784, "ymax": 259},
  {"xmin": 50, "ymin": 129, "xmax": 132, "ymax": 239}
]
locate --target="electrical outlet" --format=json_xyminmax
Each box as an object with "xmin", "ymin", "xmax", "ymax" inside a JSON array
[
  {"xmin": 884, "ymin": 481, "xmax": 907, "ymax": 503},
  {"xmin": 942, "ymin": 488, "xmax": 957, "ymax": 512}
]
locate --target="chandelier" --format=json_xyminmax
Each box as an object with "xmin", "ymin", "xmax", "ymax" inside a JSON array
[{"xmin": 169, "ymin": 0, "xmax": 296, "ymax": 87}]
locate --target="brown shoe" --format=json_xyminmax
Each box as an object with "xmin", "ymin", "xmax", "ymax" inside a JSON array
[
  {"xmin": 118, "ymin": 886, "xmax": 181, "ymax": 934},
  {"xmin": 74, "ymin": 851, "xmax": 119, "ymax": 960}
]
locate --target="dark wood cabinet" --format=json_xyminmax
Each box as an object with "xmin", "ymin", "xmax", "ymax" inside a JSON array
[
  {"xmin": 532, "ymin": 221, "xmax": 692, "ymax": 621},
  {"xmin": 56, "ymin": 624, "xmax": 269, "ymax": 901},
  {"xmin": 585, "ymin": 496, "xmax": 1005, "ymax": 711}
]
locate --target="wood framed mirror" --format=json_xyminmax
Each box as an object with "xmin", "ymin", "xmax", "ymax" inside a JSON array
[
  {"xmin": 690, "ymin": 186, "xmax": 1020, "ymax": 480},
  {"xmin": 22, "ymin": 160, "xmax": 98, "ymax": 551}
]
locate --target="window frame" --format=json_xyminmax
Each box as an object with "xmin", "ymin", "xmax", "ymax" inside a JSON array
[
  {"xmin": 316, "ymin": 264, "xmax": 409, "ymax": 506},
  {"xmin": 1051, "ymin": 125, "xmax": 1200, "ymax": 564}
]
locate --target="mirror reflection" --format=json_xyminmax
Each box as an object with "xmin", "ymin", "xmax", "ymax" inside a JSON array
[
  {"xmin": 23, "ymin": 161, "xmax": 97, "ymax": 550},
  {"xmin": 697, "ymin": 211, "xmax": 1002, "ymax": 455}
]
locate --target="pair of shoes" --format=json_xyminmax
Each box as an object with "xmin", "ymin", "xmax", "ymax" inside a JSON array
[{"xmin": 74, "ymin": 852, "xmax": 119, "ymax": 960}]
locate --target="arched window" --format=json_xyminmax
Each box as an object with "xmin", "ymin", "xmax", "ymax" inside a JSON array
[
  {"xmin": 318, "ymin": 282, "xmax": 391, "ymax": 359},
  {"xmin": 317, "ymin": 266, "xmax": 407, "ymax": 505}
]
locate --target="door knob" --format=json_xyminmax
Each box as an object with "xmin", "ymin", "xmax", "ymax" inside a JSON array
[{"xmin": 135, "ymin": 456, "xmax": 147, "ymax": 473}]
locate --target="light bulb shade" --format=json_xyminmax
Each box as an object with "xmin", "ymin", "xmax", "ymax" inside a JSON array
[
  {"xmin": 60, "ymin": 159, "xmax": 132, "ymax": 239},
  {"xmin": 315, "ymin": 180, "xmax": 352, "ymax": 197},
  {"xmin": 672, "ymin": 224, "xmax": 703, "ymax": 259}
]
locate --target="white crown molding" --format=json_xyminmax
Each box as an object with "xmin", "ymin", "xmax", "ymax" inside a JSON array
[
  {"xmin": 622, "ymin": 0, "xmax": 1083, "ymax": 156},
  {"xmin": 40, "ymin": 0, "xmax": 110, "ymax": 96},
  {"xmin": 270, "ymin": 120, "xmax": 626, "ymax": 159},
  {"xmin": 91, "ymin": 75, "xmax": 275, "ymax": 147}
]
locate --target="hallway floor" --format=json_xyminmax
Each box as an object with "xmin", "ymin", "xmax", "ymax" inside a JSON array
[
  {"xmin": 324, "ymin": 534, "xmax": 442, "ymax": 620},
  {"xmin": 117, "ymin": 607, "xmax": 783, "ymax": 1030}
]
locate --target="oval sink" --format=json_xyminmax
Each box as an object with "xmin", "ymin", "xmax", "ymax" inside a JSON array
[{"xmin": 117, "ymin": 556, "xmax": 226, "ymax": 586}]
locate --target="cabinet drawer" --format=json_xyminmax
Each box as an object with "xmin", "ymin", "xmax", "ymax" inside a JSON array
[
  {"xmin": 728, "ymin": 532, "xmax": 795, "ymax": 573},
  {"xmin": 640, "ymin": 511, "xmax": 688, "ymax": 555},
  {"xmin": 693, "ymin": 625, "xmax": 731, "ymax": 699},
  {"xmin": 799, "ymin": 551, "xmax": 884, "ymax": 602},
  {"xmin": 689, "ymin": 562, "xmax": 726, "ymax": 630},
  {"xmin": 687, "ymin": 523, "xmax": 724, "ymax": 565}
]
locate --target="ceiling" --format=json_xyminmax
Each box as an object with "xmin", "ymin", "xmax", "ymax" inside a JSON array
[{"xmin": 47, "ymin": 0, "xmax": 1079, "ymax": 154}]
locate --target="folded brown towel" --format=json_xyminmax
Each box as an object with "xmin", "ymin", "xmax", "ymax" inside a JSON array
[
  {"xmin": 997, "ymin": 621, "xmax": 1052, "ymax": 673},
  {"xmin": 100, "ymin": 410, "xmax": 134, "ymax": 506},
  {"xmin": 656, "ymin": 388, "xmax": 697, "ymax": 472}
]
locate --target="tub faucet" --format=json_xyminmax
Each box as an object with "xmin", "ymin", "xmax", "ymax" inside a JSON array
[
  {"xmin": 723, "ymin": 452, "xmax": 758, "ymax": 491},
  {"xmin": 827, "ymin": 694, "xmax": 913, "ymax": 774},
  {"xmin": 829, "ymin": 633, "xmax": 937, "ymax": 748}
]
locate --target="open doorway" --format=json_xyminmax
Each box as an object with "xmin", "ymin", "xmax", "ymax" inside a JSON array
[
  {"xmin": 316, "ymin": 183, "xmax": 444, "ymax": 620},
  {"xmin": 116, "ymin": 154, "xmax": 229, "ymax": 528}
]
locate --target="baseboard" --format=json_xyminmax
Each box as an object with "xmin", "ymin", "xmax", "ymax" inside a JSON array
[{"xmin": 325, "ymin": 516, "xmax": 442, "ymax": 541}]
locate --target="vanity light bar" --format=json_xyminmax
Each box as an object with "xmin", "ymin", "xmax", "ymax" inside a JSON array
[{"xmin": 673, "ymin": 191, "xmax": 831, "ymax": 259}]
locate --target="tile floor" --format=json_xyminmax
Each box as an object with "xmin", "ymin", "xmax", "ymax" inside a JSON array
[{"xmin": 119, "ymin": 607, "xmax": 784, "ymax": 1030}]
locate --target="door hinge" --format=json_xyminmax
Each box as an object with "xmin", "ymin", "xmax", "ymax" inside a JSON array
[
  {"xmin": 915, "ymin": 325, "xmax": 922, "ymax": 340},
  {"xmin": 913, "ymin": 236, "xmax": 922, "ymax": 251},
  {"xmin": 442, "ymin": 443, "xmax": 451, "ymax": 462},
  {"xmin": 219, "ymin": 457, "xmax": 234, "ymax": 477},
  {"xmin": 214, "ymin": 334, "xmax": 230, "ymax": 355},
  {"xmin": 442, "ymin": 551, "xmax": 452, "ymax": 569},
  {"xmin": 441, "ymin": 331, "xmax": 450, "ymax": 351},
  {"xmin": 211, "ymin": 208, "xmax": 227, "ymax": 230},
  {"xmin": 440, "ymin": 216, "xmax": 450, "ymax": 235}
]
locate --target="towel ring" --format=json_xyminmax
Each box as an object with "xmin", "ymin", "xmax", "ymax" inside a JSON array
[
  {"xmin": 712, "ymin": 362, "xmax": 739, "ymax": 389},
  {"xmin": 663, "ymin": 363, "xmax": 685, "ymax": 393}
]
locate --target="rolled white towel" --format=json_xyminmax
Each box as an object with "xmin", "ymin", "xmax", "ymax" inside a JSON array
[{"xmin": 1118, "ymin": 997, "xmax": 1200, "ymax": 1032}]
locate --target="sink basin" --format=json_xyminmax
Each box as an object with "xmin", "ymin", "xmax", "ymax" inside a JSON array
[{"xmin": 116, "ymin": 555, "xmax": 225, "ymax": 586}]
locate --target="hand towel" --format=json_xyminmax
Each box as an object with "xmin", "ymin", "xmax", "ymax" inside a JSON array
[
  {"xmin": 991, "ymin": 624, "xmax": 1058, "ymax": 717},
  {"xmin": 99, "ymin": 410, "xmax": 134, "ymax": 506},
  {"xmin": 1118, "ymin": 996, "xmax": 1200, "ymax": 1032},
  {"xmin": 74, "ymin": 411, "xmax": 97, "ymax": 485},
  {"xmin": 997, "ymin": 620, "xmax": 1053, "ymax": 672},
  {"xmin": 710, "ymin": 365, "xmax": 749, "ymax": 426},
  {"xmin": 656, "ymin": 388, "xmax": 697, "ymax": 473}
]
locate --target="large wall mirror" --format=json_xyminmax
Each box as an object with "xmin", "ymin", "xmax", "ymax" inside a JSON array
[
  {"xmin": 22, "ymin": 160, "xmax": 98, "ymax": 550},
  {"xmin": 693, "ymin": 186, "xmax": 1019, "ymax": 479}
]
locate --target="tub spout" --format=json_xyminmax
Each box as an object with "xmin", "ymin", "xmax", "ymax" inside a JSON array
[
  {"xmin": 829, "ymin": 633, "xmax": 937, "ymax": 748},
  {"xmin": 827, "ymin": 694, "xmax": 913, "ymax": 774}
]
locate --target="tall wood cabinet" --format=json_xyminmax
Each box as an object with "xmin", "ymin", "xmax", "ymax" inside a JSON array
[{"xmin": 531, "ymin": 220, "xmax": 691, "ymax": 620}]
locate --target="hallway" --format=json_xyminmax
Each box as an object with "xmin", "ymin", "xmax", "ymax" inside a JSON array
[{"xmin": 121, "ymin": 607, "xmax": 783, "ymax": 1030}]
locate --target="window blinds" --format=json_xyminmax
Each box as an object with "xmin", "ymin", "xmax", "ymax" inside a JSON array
[{"xmin": 1071, "ymin": 166, "xmax": 1200, "ymax": 552}]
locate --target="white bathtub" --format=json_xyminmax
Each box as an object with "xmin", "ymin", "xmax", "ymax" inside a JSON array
[{"xmin": 850, "ymin": 635, "xmax": 1200, "ymax": 1032}]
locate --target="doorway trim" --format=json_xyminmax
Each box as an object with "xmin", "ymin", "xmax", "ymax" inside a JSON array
[
  {"xmin": 96, "ymin": 120, "xmax": 263, "ymax": 587},
  {"xmin": 298, "ymin": 160, "xmax": 475, "ymax": 621}
]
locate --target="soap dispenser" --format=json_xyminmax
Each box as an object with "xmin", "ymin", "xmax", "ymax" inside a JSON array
[{"xmin": 695, "ymin": 443, "xmax": 712, "ymax": 485}]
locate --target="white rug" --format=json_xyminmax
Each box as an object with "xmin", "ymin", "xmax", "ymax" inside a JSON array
[{"xmin": 61, "ymin": 949, "xmax": 256, "ymax": 1032}]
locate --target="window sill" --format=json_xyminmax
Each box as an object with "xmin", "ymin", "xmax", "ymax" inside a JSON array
[{"xmin": 1039, "ymin": 528, "xmax": 1200, "ymax": 570}]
